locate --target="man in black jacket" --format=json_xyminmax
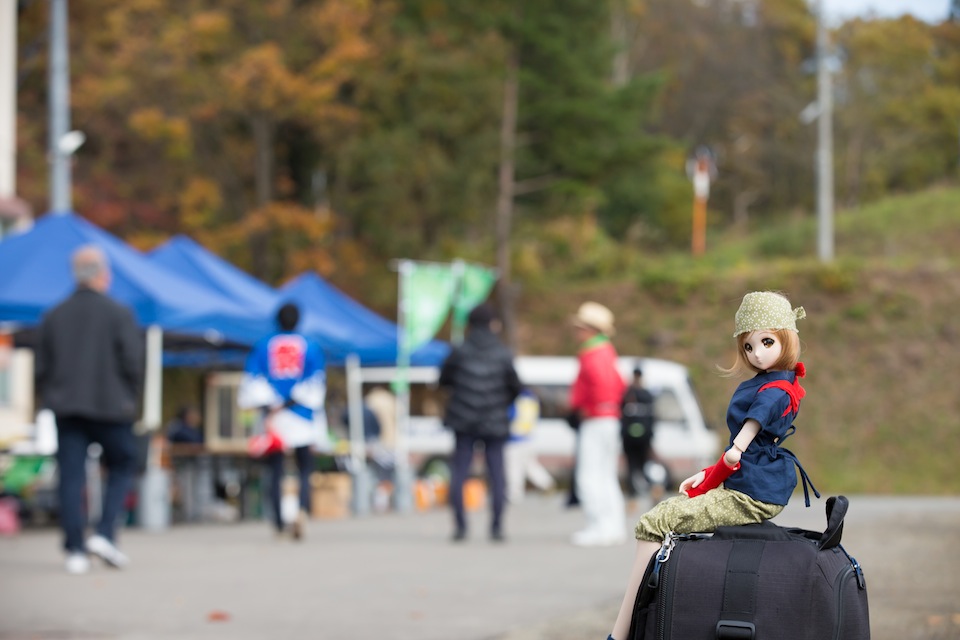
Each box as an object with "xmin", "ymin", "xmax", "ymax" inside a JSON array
[
  {"xmin": 439, "ymin": 303, "xmax": 521, "ymax": 542},
  {"xmin": 35, "ymin": 245, "xmax": 144, "ymax": 574}
]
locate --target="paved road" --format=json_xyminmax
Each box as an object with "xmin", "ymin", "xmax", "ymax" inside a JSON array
[{"xmin": 1, "ymin": 495, "xmax": 958, "ymax": 639}]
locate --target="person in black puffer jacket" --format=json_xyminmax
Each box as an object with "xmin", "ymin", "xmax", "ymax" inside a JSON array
[{"xmin": 439, "ymin": 303, "xmax": 522, "ymax": 542}]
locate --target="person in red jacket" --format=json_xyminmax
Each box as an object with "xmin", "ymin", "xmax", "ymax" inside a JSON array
[{"xmin": 568, "ymin": 302, "xmax": 627, "ymax": 547}]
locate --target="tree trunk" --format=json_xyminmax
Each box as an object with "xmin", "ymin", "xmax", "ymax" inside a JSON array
[
  {"xmin": 610, "ymin": 0, "xmax": 630, "ymax": 87},
  {"xmin": 252, "ymin": 114, "xmax": 274, "ymax": 206},
  {"xmin": 250, "ymin": 113, "xmax": 274, "ymax": 279},
  {"xmin": 495, "ymin": 52, "xmax": 519, "ymax": 349}
]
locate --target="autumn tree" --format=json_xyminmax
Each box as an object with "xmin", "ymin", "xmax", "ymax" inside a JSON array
[
  {"xmin": 625, "ymin": 0, "xmax": 817, "ymax": 229},
  {"xmin": 17, "ymin": 0, "xmax": 375, "ymax": 284},
  {"xmin": 833, "ymin": 16, "xmax": 960, "ymax": 205}
]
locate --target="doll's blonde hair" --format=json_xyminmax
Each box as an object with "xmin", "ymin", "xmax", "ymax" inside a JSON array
[{"xmin": 720, "ymin": 328, "xmax": 801, "ymax": 377}]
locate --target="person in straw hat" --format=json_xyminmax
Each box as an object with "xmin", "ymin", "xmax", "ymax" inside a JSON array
[
  {"xmin": 607, "ymin": 291, "xmax": 820, "ymax": 640},
  {"xmin": 568, "ymin": 301, "xmax": 628, "ymax": 547}
]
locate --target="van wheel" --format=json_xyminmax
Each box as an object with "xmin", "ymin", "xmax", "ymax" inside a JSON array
[{"xmin": 419, "ymin": 456, "xmax": 451, "ymax": 482}]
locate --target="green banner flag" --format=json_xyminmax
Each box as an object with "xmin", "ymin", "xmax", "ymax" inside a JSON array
[
  {"xmin": 451, "ymin": 262, "xmax": 498, "ymax": 344},
  {"xmin": 402, "ymin": 262, "xmax": 457, "ymax": 353}
]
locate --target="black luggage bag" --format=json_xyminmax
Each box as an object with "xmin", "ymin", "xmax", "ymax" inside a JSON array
[{"xmin": 628, "ymin": 495, "xmax": 870, "ymax": 640}]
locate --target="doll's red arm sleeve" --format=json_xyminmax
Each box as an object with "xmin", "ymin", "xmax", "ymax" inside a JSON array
[
  {"xmin": 685, "ymin": 419, "xmax": 761, "ymax": 497},
  {"xmin": 685, "ymin": 454, "xmax": 740, "ymax": 497}
]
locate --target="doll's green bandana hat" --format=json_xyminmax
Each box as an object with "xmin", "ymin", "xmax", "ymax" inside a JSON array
[{"xmin": 733, "ymin": 291, "xmax": 806, "ymax": 337}]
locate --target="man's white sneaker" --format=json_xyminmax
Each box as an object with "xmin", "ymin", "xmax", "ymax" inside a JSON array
[
  {"xmin": 86, "ymin": 535, "xmax": 129, "ymax": 568},
  {"xmin": 65, "ymin": 552, "xmax": 90, "ymax": 575}
]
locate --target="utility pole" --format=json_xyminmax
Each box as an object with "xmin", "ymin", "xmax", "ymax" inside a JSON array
[
  {"xmin": 495, "ymin": 52, "xmax": 519, "ymax": 349},
  {"xmin": 1, "ymin": 0, "xmax": 15, "ymax": 206},
  {"xmin": 49, "ymin": 0, "xmax": 73, "ymax": 214},
  {"xmin": 815, "ymin": 0, "xmax": 834, "ymax": 262}
]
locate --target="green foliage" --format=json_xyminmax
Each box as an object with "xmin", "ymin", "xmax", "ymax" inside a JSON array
[
  {"xmin": 806, "ymin": 263, "xmax": 859, "ymax": 294},
  {"xmin": 753, "ymin": 223, "xmax": 813, "ymax": 258}
]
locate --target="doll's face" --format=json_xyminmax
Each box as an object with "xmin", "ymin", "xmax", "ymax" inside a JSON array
[{"xmin": 742, "ymin": 330, "xmax": 783, "ymax": 372}]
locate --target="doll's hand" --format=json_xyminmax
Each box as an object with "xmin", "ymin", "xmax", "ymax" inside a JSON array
[{"xmin": 679, "ymin": 471, "xmax": 705, "ymax": 496}]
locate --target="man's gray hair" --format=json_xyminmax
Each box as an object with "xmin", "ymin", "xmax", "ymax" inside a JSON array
[{"xmin": 71, "ymin": 245, "xmax": 109, "ymax": 285}]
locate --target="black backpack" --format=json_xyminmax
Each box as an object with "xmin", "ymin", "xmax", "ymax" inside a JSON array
[
  {"xmin": 629, "ymin": 496, "xmax": 870, "ymax": 639},
  {"xmin": 621, "ymin": 386, "xmax": 655, "ymax": 445}
]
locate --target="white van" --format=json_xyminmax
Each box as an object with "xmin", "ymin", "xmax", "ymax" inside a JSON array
[{"xmin": 358, "ymin": 356, "xmax": 718, "ymax": 484}]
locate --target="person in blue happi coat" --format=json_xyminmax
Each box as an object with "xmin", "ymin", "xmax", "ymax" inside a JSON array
[{"xmin": 239, "ymin": 302, "xmax": 327, "ymax": 540}]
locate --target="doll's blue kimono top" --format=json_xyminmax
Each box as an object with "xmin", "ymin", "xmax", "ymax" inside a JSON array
[{"xmin": 723, "ymin": 369, "xmax": 819, "ymax": 506}]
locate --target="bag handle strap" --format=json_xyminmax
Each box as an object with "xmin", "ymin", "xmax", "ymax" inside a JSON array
[
  {"xmin": 819, "ymin": 495, "xmax": 848, "ymax": 550},
  {"xmin": 716, "ymin": 539, "xmax": 764, "ymax": 640}
]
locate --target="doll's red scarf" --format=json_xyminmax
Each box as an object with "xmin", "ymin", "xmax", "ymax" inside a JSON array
[{"xmin": 758, "ymin": 362, "xmax": 806, "ymax": 417}]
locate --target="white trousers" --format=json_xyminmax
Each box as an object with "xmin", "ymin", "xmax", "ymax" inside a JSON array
[
  {"xmin": 505, "ymin": 439, "xmax": 557, "ymax": 503},
  {"xmin": 575, "ymin": 417, "xmax": 626, "ymax": 535}
]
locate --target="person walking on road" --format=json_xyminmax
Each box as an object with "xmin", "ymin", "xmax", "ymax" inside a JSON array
[
  {"xmin": 620, "ymin": 364, "xmax": 663, "ymax": 508},
  {"xmin": 238, "ymin": 302, "xmax": 327, "ymax": 540},
  {"xmin": 439, "ymin": 303, "xmax": 522, "ymax": 542},
  {"xmin": 35, "ymin": 245, "xmax": 144, "ymax": 574},
  {"xmin": 569, "ymin": 302, "xmax": 627, "ymax": 547}
]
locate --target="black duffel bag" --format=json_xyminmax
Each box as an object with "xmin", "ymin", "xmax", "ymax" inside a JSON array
[{"xmin": 628, "ymin": 495, "xmax": 870, "ymax": 640}]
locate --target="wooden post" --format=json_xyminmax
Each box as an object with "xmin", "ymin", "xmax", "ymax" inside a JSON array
[
  {"xmin": 690, "ymin": 154, "xmax": 712, "ymax": 257},
  {"xmin": 691, "ymin": 194, "xmax": 707, "ymax": 256}
]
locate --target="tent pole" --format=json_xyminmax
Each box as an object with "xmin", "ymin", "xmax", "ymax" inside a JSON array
[
  {"xmin": 139, "ymin": 324, "xmax": 171, "ymax": 530},
  {"xmin": 392, "ymin": 260, "xmax": 414, "ymax": 513},
  {"xmin": 141, "ymin": 325, "xmax": 163, "ymax": 431},
  {"xmin": 346, "ymin": 353, "xmax": 371, "ymax": 515}
]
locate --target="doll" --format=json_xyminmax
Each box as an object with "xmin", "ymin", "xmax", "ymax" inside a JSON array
[{"xmin": 607, "ymin": 291, "xmax": 820, "ymax": 640}]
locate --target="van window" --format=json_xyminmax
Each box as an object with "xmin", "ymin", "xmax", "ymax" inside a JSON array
[
  {"xmin": 526, "ymin": 384, "xmax": 569, "ymax": 419},
  {"xmin": 654, "ymin": 389, "xmax": 686, "ymax": 423}
]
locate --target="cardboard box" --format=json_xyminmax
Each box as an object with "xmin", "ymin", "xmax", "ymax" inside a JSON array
[{"xmin": 310, "ymin": 472, "xmax": 351, "ymax": 519}]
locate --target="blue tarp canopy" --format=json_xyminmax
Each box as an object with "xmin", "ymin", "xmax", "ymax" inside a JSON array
[
  {"xmin": 148, "ymin": 235, "xmax": 279, "ymax": 317},
  {"xmin": 0, "ymin": 213, "xmax": 266, "ymax": 345},
  {"xmin": 149, "ymin": 235, "xmax": 448, "ymax": 367},
  {"xmin": 282, "ymin": 272, "xmax": 449, "ymax": 367}
]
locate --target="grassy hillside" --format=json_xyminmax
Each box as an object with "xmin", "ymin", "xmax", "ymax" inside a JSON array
[{"xmin": 513, "ymin": 185, "xmax": 960, "ymax": 495}]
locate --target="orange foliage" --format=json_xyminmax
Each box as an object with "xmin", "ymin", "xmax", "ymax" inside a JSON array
[{"xmin": 197, "ymin": 202, "xmax": 338, "ymax": 285}]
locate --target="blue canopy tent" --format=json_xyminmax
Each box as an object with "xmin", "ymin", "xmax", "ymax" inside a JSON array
[
  {"xmin": 149, "ymin": 235, "xmax": 448, "ymax": 367},
  {"xmin": 0, "ymin": 214, "xmax": 267, "ymax": 344},
  {"xmin": 147, "ymin": 235, "xmax": 278, "ymax": 367},
  {"xmin": 148, "ymin": 240, "xmax": 450, "ymax": 507},
  {"xmin": 281, "ymin": 272, "xmax": 449, "ymax": 367},
  {"xmin": 148, "ymin": 235, "xmax": 279, "ymax": 321},
  {"xmin": 0, "ymin": 213, "xmax": 273, "ymax": 430}
]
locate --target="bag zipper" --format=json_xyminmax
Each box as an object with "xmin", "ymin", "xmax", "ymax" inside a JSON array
[
  {"xmin": 838, "ymin": 544, "xmax": 866, "ymax": 590},
  {"xmin": 646, "ymin": 532, "xmax": 710, "ymax": 640},
  {"xmin": 659, "ymin": 542, "xmax": 684, "ymax": 640},
  {"xmin": 647, "ymin": 533, "xmax": 676, "ymax": 640},
  {"xmin": 833, "ymin": 564, "xmax": 854, "ymax": 639},
  {"xmin": 832, "ymin": 545, "xmax": 866, "ymax": 640}
]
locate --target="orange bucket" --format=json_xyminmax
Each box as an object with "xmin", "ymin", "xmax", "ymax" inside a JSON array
[
  {"xmin": 463, "ymin": 478, "xmax": 486, "ymax": 511},
  {"xmin": 433, "ymin": 479, "xmax": 449, "ymax": 506},
  {"xmin": 414, "ymin": 480, "xmax": 434, "ymax": 511}
]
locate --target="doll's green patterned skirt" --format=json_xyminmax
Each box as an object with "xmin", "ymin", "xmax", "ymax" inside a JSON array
[{"xmin": 634, "ymin": 486, "xmax": 784, "ymax": 542}]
